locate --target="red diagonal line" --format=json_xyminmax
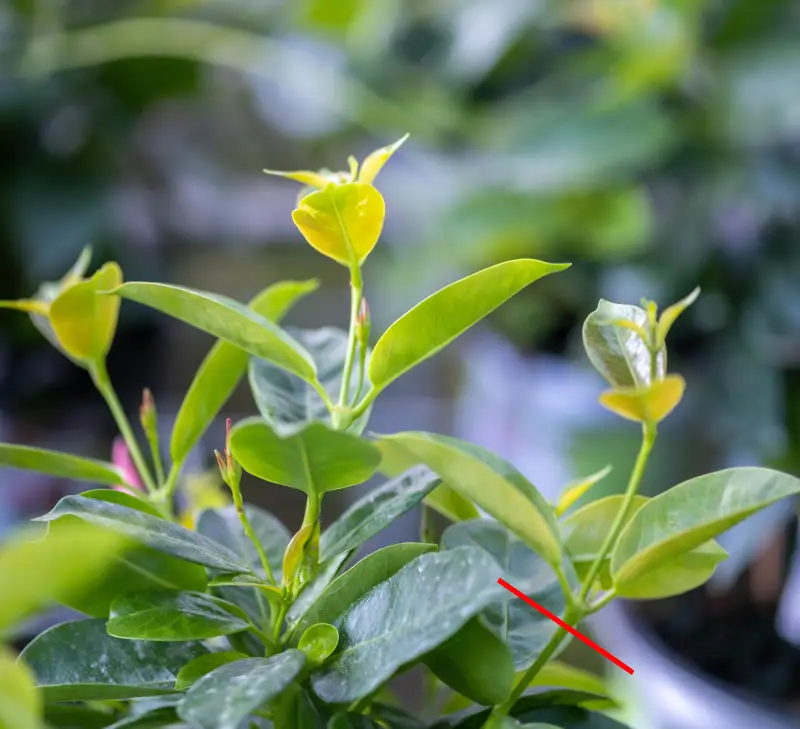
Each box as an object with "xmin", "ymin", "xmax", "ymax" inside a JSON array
[{"xmin": 498, "ymin": 577, "xmax": 634, "ymax": 675}]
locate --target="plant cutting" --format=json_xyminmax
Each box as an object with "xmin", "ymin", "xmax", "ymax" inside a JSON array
[{"xmin": 1, "ymin": 138, "xmax": 800, "ymax": 729}]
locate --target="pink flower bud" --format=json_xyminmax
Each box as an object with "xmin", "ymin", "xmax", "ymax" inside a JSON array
[{"xmin": 112, "ymin": 437, "xmax": 143, "ymax": 491}]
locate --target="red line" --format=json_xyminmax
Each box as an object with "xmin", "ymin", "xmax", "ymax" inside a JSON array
[{"xmin": 497, "ymin": 578, "xmax": 634, "ymax": 675}]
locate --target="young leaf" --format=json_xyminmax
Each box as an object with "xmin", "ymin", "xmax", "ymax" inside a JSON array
[
  {"xmin": 107, "ymin": 591, "xmax": 251, "ymax": 641},
  {"xmin": 611, "ymin": 467, "xmax": 800, "ymax": 585},
  {"xmin": 530, "ymin": 661, "xmax": 609, "ymax": 698},
  {"xmin": 424, "ymin": 618, "xmax": 515, "ymax": 706},
  {"xmin": 441, "ymin": 519, "xmax": 567, "ymax": 669},
  {"xmin": 20, "ymin": 619, "xmax": 207, "ymax": 701},
  {"xmin": 288, "ymin": 543, "xmax": 435, "ymax": 642},
  {"xmin": 110, "ymin": 282, "xmax": 316, "ymax": 383},
  {"xmin": 310, "ymin": 546, "xmax": 505, "ymax": 703},
  {"xmin": 170, "ymin": 279, "xmax": 318, "ymax": 463},
  {"xmin": 0, "ymin": 443, "xmax": 126, "ymax": 486},
  {"xmin": 36, "ymin": 495, "xmax": 250, "ymax": 573},
  {"xmin": 49, "ymin": 262, "xmax": 122, "ymax": 363},
  {"xmin": 369, "ymin": 260, "xmax": 568, "ymax": 391},
  {"xmin": 285, "ymin": 550, "xmax": 352, "ymax": 627},
  {"xmin": 264, "ymin": 169, "xmax": 331, "ymax": 189},
  {"xmin": 320, "ymin": 466, "xmax": 440, "ymax": 562},
  {"xmin": 299, "ymin": 623, "xmax": 339, "ymax": 665},
  {"xmin": 582, "ymin": 300, "xmax": 664, "ymax": 389},
  {"xmin": 249, "ymin": 326, "xmax": 372, "ymax": 436},
  {"xmin": 376, "ymin": 433, "xmax": 563, "ymax": 567},
  {"xmin": 358, "ymin": 134, "xmax": 409, "ymax": 185},
  {"xmin": 0, "ymin": 647, "xmax": 41, "ymax": 729},
  {"xmin": 657, "ymin": 287, "xmax": 700, "ymax": 346},
  {"xmin": 177, "ymin": 652, "xmax": 306, "ymax": 729},
  {"xmin": 598, "ymin": 375, "xmax": 685, "ymax": 423},
  {"xmin": 292, "ymin": 183, "xmax": 385, "ymax": 266},
  {"xmin": 174, "ymin": 652, "xmax": 248, "ymax": 690},
  {"xmin": 229, "ymin": 418, "xmax": 380, "ymax": 497},
  {"xmin": 555, "ymin": 466, "xmax": 613, "ymax": 517}
]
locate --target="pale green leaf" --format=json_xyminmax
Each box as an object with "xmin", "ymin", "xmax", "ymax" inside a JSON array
[
  {"xmin": 0, "ymin": 647, "xmax": 42, "ymax": 729},
  {"xmin": 0, "ymin": 443, "xmax": 126, "ymax": 486},
  {"xmin": 555, "ymin": 465, "xmax": 612, "ymax": 517},
  {"xmin": 299, "ymin": 623, "xmax": 339, "ymax": 665},
  {"xmin": 175, "ymin": 652, "xmax": 248, "ymax": 690}
]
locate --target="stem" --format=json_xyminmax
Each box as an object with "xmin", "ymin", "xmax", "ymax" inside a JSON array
[
  {"xmin": 338, "ymin": 263, "xmax": 363, "ymax": 410},
  {"xmin": 350, "ymin": 385, "xmax": 380, "ymax": 421},
  {"xmin": 90, "ymin": 361, "xmax": 158, "ymax": 494},
  {"xmin": 161, "ymin": 461, "xmax": 182, "ymax": 502},
  {"xmin": 351, "ymin": 339, "xmax": 367, "ymax": 407},
  {"xmin": 233, "ymin": 491, "xmax": 275, "ymax": 585},
  {"xmin": 578, "ymin": 421, "xmax": 657, "ymax": 602},
  {"xmin": 148, "ymin": 436, "xmax": 166, "ymax": 486},
  {"xmin": 271, "ymin": 601, "xmax": 288, "ymax": 643},
  {"xmin": 589, "ymin": 588, "xmax": 617, "ymax": 613}
]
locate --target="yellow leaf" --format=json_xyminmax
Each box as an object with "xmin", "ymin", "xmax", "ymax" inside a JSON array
[
  {"xmin": 358, "ymin": 134, "xmax": 409, "ymax": 185},
  {"xmin": 599, "ymin": 374, "xmax": 685, "ymax": 424},
  {"xmin": 0, "ymin": 300, "xmax": 49, "ymax": 316},
  {"xmin": 555, "ymin": 465, "xmax": 613, "ymax": 517},
  {"xmin": 263, "ymin": 169, "xmax": 332, "ymax": 189},
  {"xmin": 49, "ymin": 263, "xmax": 123, "ymax": 363},
  {"xmin": 657, "ymin": 286, "xmax": 700, "ymax": 346},
  {"xmin": 292, "ymin": 183, "xmax": 385, "ymax": 266}
]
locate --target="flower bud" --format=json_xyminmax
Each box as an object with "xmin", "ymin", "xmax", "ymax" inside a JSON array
[{"xmin": 112, "ymin": 437, "xmax": 143, "ymax": 492}]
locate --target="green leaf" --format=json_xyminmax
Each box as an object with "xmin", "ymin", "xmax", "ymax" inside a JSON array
[
  {"xmin": 104, "ymin": 708, "xmax": 180, "ymax": 728},
  {"xmin": 530, "ymin": 661, "xmax": 609, "ymax": 698},
  {"xmin": 299, "ymin": 623, "xmax": 339, "ymax": 665},
  {"xmin": 320, "ymin": 466, "xmax": 440, "ymax": 562},
  {"xmin": 170, "ymin": 279, "xmax": 318, "ymax": 463},
  {"xmin": 0, "ymin": 443, "xmax": 126, "ymax": 486},
  {"xmin": 285, "ymin": 551, "xmax": 352, "ymax": 628},
  {"xmin": 20, "ymin": 619, "xmax": 207, "ymax": 701},
  {"xmin": 175, "ymin": 652, "xmax": 248, "ymax": 690},
  {"xmin": 111, "ymin": 282, "xmax": 316, "ymax": 383},
  {"xmin": 376, "ymin": 433, "xmax": 562, "ymax": 567},
  {"xmin": 328, "ymin": 715, "xmax": 381, "ymax": 729},
  {"xmin": 369, "ymin": 260, "xmax": 568, "ymax": 390},
  {"xmin": 229, "ymin": 418, "xmax": 380, "ymax": 497},
  {"xmin": 0, "ymin": 521, "xmax": 129, "ymax": 634},
  {"xmin": 582, "ymin": 300, "xmax": 664, "ymax": 389},
  {"xmin": 249, "ymin": 326, "xmax": 372, "ymax": 436},
  {"xmin": 36, "ymin": 495, "xmax": 250, "ymax": 573},
  {"xmin": 441, "ymin": 519, "xmax": 567, "ymax": 670},
  {"xmin": 555, "ymin": 466, "xmax": 612, "ymax": 517},
  {"xmin": 424, "ymin": 617, "xmax": 515, "ymax": 706},
  {"xmin": 177, "ymin": 651, "xmax": 306, "ymax": 729},
  {"xmin": 0, "ymin": 647, "xmax": 41, "ymax": 729},
  {"xmin": 611, "ymin": 467, "xmax": 800, "ymax": 585},
  {"xmin": 107, "ymin": 590, "xmax": 251, "ymax": 641},
  {"xmin": 289, "ymin": 543, "xmax": 435, "ymax": 643},
  {"xmin": 43, "ymin": 704, "xmax": 114, "ymax": 729},
  {"xmin": 311, "ymin": 546, "xmax": 505, "ymax": 703},
  {"xmin": 274, "ymin": 685, "xmax": 328, "ymax": 729}
]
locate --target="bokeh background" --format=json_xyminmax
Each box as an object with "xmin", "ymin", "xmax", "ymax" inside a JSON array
[{"xmin": 1, "ymin": 1, "xmax": 799, "ymax": 727}]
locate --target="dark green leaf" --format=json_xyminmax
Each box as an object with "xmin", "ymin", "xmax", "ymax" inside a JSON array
[
  {"xmin": 44, "ymin": 704, "xmax": 114, "ymax": 729},
  {"xmin": 229, "ymin": 418, "xmax": 380, "ymax": 497},
  {"xmin": 20, "ymin": 619, "xmax": 207, "ymax": 701},
  {"xmin": 107, "ymin": 590, "xmax": 250, "ymax": 641},
  {"xmin": 311, "ymin": 546, "xmax": 505, "ymax": 703},
  {"xmin": 175, "ymin": 652, "xmax": 248, "ymax": 690},
  {"xmin": 105, "ymin": 707, "xmax": 180, "ymax": 728},
  {"xmin": 171, "ymin": 279, "xmax": 318, "ymax": 463},
  {"xmin": 112, "ymin": 282, "xmax": 316, "ymax": 383},
  {"xmin": 0, "ymin": 443, "xmax": 125, "ymax": 486},
  {"xmin": 320, "ymin": 466, "xmax": 440, "ymax": 562},
  {"xmin": 177, "ymin": 651, "xmax": 306, "ymax": 729},
  {"xmin": 274, "ymin": 685, "xmax": 327, "ymax": 729},
  {"xmin": 289, "ymin": 543, "xmax": 434, "ymax": 643},
  {"xmin": 328, "ymin": 715, "xmax": 381, "ymax": 729},
  {"xmin": 36, "ymin": 495, "xmax": 250, "ymax": 573},
  {"xmin": 249, "ymin": 326, "xmax": 372, "ymax": 436}
]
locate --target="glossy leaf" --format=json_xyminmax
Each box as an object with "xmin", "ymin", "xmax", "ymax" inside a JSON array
[
  {"xmin": 598, "ymin": 375, "xmax": 685, "ymax": 423},
  {"xmin": 358, "ymin": 134, "xmax": 409, "ymax": 185},
  {"xmin": 289, "ymin": 543, "xmax": 435, "ymax": 642},
  {"xmin": 320, "ymin": 466, "xmax": 440, "ymax": 562},
  {"xmin": 657, "ymin": 287, "xmax": 700, "ymax": 345},
  {"xmin": 0, "ymin": 521, "xmax": 129, "ymax": 634},
  {"xmin": 442, "ymin": 519, "xmax": 567, "ymax": 669},
  {"xmin": 369, "ymin": 259, "xmax": 568, "ymax": 390},
  {"xmin": 229, "ymin": 418, "xmax": 380, "ymax": 496},
  {"xmin": 285, "ymin": 550, "xmax": 352, "ymax": 627},
  {"xmin": 424, "ymin": 618, "xmax": 515, "ymax": 706},
  {"xmin": 377, "ymin": 433, "xmax": 562, "ymax": 567},
  {"xmin": 21, "ymin": 619, "xmax": 207, "ymax": 701},
  {"xmin": 274, "ymin": 685, "xmax": 328, "ymax": 729},
  {"xmin": 249, "ymin": 326, "xmax": 372, "ymax": 436},
  {"xmin": 0, "ymin": 647, "xmax": 41, "ymax": 729},
  {"xmin": 611, "ymin": 467, "xmax": 800, "ymax": 585},
  {"xmin": 111, "ymin": 282, "xmax": 316, "ymax": 383},
  {"xmin": 292, "ymin": 183, "xmax": 385, "ymax": 266},
  {"xmin": 299, "ymin": 623, "xmax": 340, "ymax": 665},
  {"xmin": 49, "ymin": 262, "xmax": 122, "ymax": 363},
  {"xmin": 36, "ymin": 495, "xmax": 250, "ymax": 573},
  {"xmin": 170, "ymin": 279, "xmax": 318, "ymax": 463},
  {"xmin": 0, "ymin": 443, "xmax": 126, "ymax": 486},
  {"xmin": 311, "ymin": 546, "xmax": 505, "ymax": 703},
  {"xmin": 107, "ymin": 590, "xmax": 250, "ymax": 641},
  {"xmin": 582, "ymin": 300, "xmax": 664, "ymax": 389},
  {"xmin": 175, "ymin": 652, "xmax": 248, "ymax": 690},
  {"xmin": 555, "ymin": 466, "xmax": 612, "ymax": 517},
  {"xmin": 177, "ymin": 652, "xmax": 306, "ymax": 729}
]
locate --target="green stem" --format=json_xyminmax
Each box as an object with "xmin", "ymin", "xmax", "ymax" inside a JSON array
[
  {"xmin": 351, "ymin": 339, "xmax": 367, "ymax": 407},
  {"xmin": 350, "ymin": 385, "xmax": 380, "ymax": 421},
  {"xmin": 90, "ymin": 361, "xmax": 158, "ymax": 495},
  {"xmin": 271, "ymin": 600, "xmax": 288, "ymax": 643},
  {"xmin": 338, "ymin": 264, "xmax": 363, "ymax": 411},
  {"xmin": 578, "ymin": 421, "xmax": 657, "ymax": 603},
  {"xmin": 589, "ymin": 588, "xmax": 617, "ymax": 613},
  {"xmin": 233, "ymin": 490, "xmax": 275, "ymax": 586}
]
